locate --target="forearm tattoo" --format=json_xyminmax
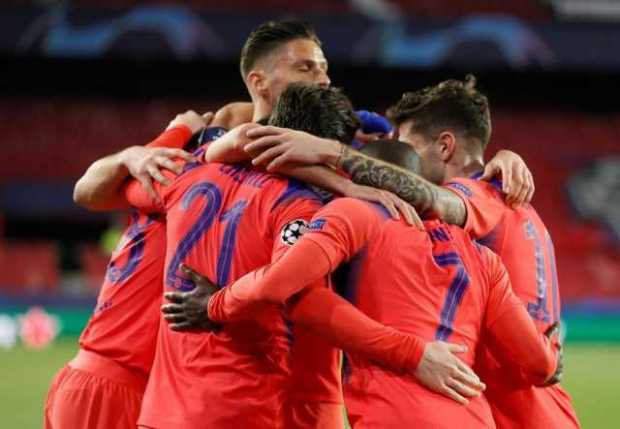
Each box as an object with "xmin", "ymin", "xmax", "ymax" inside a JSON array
[{"xmin": 340, "ymin": 147, "xmax": 466, "ymax": 225}]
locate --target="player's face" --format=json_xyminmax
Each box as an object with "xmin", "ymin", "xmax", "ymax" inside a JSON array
[
  {"xmin": 264, "ymin": 39, "xmax": 330, "ymax": 104},
  {"xmin": 398, "ymin": 121, "xmax": 447, "ymax": 184}
]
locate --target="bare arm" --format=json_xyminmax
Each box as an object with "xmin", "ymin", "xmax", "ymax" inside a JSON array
[
  {"xmin": 74, "ymin": 131, "xmax": 193, "ymax": 211},
  {"xmin": 74, "ymin": 111, "xmax": 209, "ymax": 211},
  {"xmin": 244, "ymin": 126, "xmax": 464, "ymax": 226},
  {"xmin": 337, "ymin": 145, "xmax": 467, "ymax": 225},
  {"xmin": 74, "ymin": 147, "xmax": 142, "ymax": 211},
  {"xmin": 206, "ymin": 126, "xmax": 421, "ymax": 226}
]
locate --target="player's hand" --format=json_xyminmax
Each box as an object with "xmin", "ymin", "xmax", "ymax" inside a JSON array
[
  {"xmin": 121, "ymin": 146, "xmax": 195, "ymax": 203},
  {"xmin": 414, "ymin": 341, "xmax": 486, "ymax": 405},
  {"xmin": 480, "ymin": 149, "xmax": 535, "ymax": 208},
  {"xmin": 244, "ymin": 125, "xmax": 341, "ymax": 171},
  {"xmin": 166, "ymin": 110, "xmax": 214, "ymax": 135},
  {"xmin": 541, "ymin": 322, "xmax": 564, "ymax": 386},
  {"xmin": 343, "ymin": 182, "xmax": 424, "ymax": 230},
  {"xmin": 161, "ymin": 264, "xmax": 220, "ymax": 332}
]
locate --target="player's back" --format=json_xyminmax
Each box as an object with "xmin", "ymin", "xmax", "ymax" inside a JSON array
[
  {"xmin": 78, "ymin": 126, "xmax": 203, "ymax": 384},
  {"xmin": 331, "ymin": 200, "xmax": 497, "ymax": 428},
  {"xmin": 444, "ymin": 177, "xmax": 579, "ymax": 428},
  {"xmin": 78, "ymin": 211, "xmax": 164, "ymax": 384},
  {"xmin": 139, "ymin": 162, "xmax": 323, "ymax": 429}
]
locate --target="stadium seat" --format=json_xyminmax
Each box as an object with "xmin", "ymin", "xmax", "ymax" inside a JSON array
[
  {"xmin": 0, "ymin": 241, "xmax": 60, "ymax": 294},
  {"xmin": 79, "ymin": 243, "xmax": 110, "ymax": 291}
]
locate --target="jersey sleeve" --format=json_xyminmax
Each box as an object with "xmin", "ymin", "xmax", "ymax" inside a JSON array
[
  {"xmin": 207, "ymin": 198, "xmax": 379, "ymax": 323},
  {"xmin": 482, "ymin": 247, "xmax": 558, "ymax": 385},
  {"xmin": 145, "ymin": 125, "xmax": 193, "ymax": 149},
  {"xmin": 443, "ymin": 178, "xmax": 505, "ymax": 238},
  {"xmin": 299, "ymin": 198, "xmax": 381, "ymax": 272},
  {"xmin": 208, "ymin": 237, "xmax": 334, "ymax": 322},
  {"xmin": 269, "ymin": 190, "xmax": 324, "ymax": 262},
  {"xmin": 121, "ymin": 178, "xmax": 166, "ymax": 213},
  {"xmin": 287, "ymin": 286, "xmax": 426, "ymax": 372}
]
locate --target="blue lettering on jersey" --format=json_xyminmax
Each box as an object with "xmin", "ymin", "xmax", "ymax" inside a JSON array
[
  {"xmin": 308, "ymin": 219, "xmax": 326, "ymax": 231},
  {"xmin": 166, "ymin": 182, "xmax": 222, "ymax": 291},
  {"xmin": 546, "ymin": 231, "xmax": 561, "ymax": 322},
  {"xmin": 525, "ymin": 219, "xmax": 550, "ymax": 323},
  {"xmin": 219, "ymin": 164, "xmax": 271, "ymax": 188},
  {"xmin": 106, "ymin": 211, "xmax": 154, "ymax": 285},
  {"xmin": 429, "ymin": 226, "xmax": 451, "ymax": 242},
  {"xmin": 216, "ymin": 200, "xmax": 247, "ymax": 286},
  {"xmin": 444, "ymin": 182, "xmax": 473, "ymax": 198},
  {"xmin": 433, "ymin": 251, "xmax": 471, "ymax": 341}
]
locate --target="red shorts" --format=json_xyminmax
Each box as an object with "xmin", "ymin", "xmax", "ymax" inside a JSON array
[{"xmin": 44, "ymin": 349, "xmax": 147, "ymax": 429}]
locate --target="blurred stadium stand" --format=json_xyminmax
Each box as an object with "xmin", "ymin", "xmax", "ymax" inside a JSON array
[{"xmin": 0, "ymin": 0, "xmax": 618, "ymax": 340}]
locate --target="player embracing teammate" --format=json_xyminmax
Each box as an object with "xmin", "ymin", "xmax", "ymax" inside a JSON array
[{"xmin": 43, "ymin": 17, "xmax": 580, "ymax": 429}]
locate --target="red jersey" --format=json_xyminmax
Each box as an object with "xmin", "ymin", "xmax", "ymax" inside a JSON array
[
  {"xmin": 210, "ymin": 197, "xmax": 558, "ymax": 428},
  {"xmin": 444, "ymin": 176, "xmax": 580, "ymax": 428},
  {"xmin": 79, "ymin": 126, "xmax": 193, "ymax": 381},
  {"xmin": 124, "ymin": 161, "xmax": 324, "ymax": 429},
  {"xmin": 306, "ymin": 198, "xmax": 557, "ymax": 428}
]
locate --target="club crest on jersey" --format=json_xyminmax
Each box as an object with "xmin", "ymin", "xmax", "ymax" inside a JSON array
[{"xmin": 280, "ymin": 219, "xmax": 308, "ymax": 246}]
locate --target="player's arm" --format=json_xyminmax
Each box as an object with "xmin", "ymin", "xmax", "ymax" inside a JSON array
[
  {"xmin": 242, "ymin": 126, "xmax": 466, "ymax": 224},
  {"xmin": 287, "ymin": 285, "xmax": 484, "ymax": 404},
  {"xmin": 482, "ymin": 248, "xmax": 559, "ymax": 385},
  {"xmin": 163, "ymin": 262, "xmax": 484, "ymax": 402},
  {"xmin": 73, "ymin": 111, "xmax": 209, "ymax": 211},
  {"xmin": 206, "ymin": 126, "xmax": 422, "ymax": 226},
  {"xmin": 208, "ymin": 198, "xmax": 376, "ymax": 322},
  {"xmin": 242, "ymin": 126, "xmax": 534, "ymax": 218}
]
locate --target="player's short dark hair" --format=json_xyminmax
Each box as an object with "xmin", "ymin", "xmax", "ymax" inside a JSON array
[
  {"xmin": 240, "ymin": 20, "xmax": 321, "ymax": 78},
  {"xmin": 359, "ymin": 140, "xmax": 421, "ymax": 174},
  {"xmin": 269, "ymin": 83, "xmax": 360, "ymax": 144},
  {"xmin": 387, "ymin": 75, "xmax": 491, "ymax": 151}
]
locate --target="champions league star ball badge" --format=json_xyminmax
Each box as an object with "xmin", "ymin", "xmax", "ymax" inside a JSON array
[{"xmin": 280, "ymin": 219, "xmax": 308, "ymax": 246}]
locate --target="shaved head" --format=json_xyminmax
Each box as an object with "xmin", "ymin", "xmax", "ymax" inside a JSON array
[{"xmin": 359, "ymin": 140, "xmax": 421, "ymax": 174}]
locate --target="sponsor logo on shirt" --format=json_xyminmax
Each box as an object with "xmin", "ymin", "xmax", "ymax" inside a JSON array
[
  {"xmin": 445, "ymin": 182, "xmax": 473, "ymax": 198},
  {"xmin": 307, "ymin": 218, "xmax": 326, "ymax": 231},
  {"xmin": 280, "ymin": 219, "xmax": 308, "ymax": 246}
]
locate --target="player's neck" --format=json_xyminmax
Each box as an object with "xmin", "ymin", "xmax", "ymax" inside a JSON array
[
  {"xmin": 252, "ymin": 98, "xmax": 272, "ymax": 122},
  {"xmin": 444, "ymin": 154, "xmax": 485, "ymax": 182}
]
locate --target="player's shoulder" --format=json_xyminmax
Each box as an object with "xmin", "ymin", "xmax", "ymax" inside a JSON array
[
  {"xmin": 268, "ymin": 177, "xmax": 325, "ymax": 211},
  {"xmin": 321, "ymin": 197, "xmax": 383, "ymax": 218},
  {"xmin": 212, "ymin": 102, "xmax": 254, "ymax": 129},
  {"xmin": 444, "ymin": 176, "xmax": 501, "ymax": 198}
]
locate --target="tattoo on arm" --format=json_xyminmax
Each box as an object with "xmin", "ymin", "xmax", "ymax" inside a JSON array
[{"xmin": 339, "ymin": 147, "xmax": 466, "ymax": 225}]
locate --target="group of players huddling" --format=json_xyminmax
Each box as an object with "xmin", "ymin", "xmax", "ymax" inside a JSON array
[{"xmin": 44, "ymin": 19, "xmax": 581, "ymax": 429}]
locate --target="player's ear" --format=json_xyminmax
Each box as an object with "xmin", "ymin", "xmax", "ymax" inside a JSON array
[
  {"xmin": 437, "ymin": 131, "xmax": 456, "ymax": 162},
  {"xmin": 247, "ymin": 70, "xmax": 268, "ymax": 99}
]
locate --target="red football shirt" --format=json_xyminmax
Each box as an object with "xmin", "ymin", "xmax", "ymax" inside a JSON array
[
  {"xmin": 303, "ymin": 198, "xmax": 558, "ymax": 428},
  {"xmin": 444, "ymin": 176, "xmax": 580, "ymax": 428},
  {"xmin": 210, "ymin": 197, "xmax": 558, "ymax": 428},
  {"xmin": 124, "ymin": 161, "xmax": 324, "ymax": 429},
  {"xmin": 79, "ymin": 126, "xmax": 193, "ymax": 381}
]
